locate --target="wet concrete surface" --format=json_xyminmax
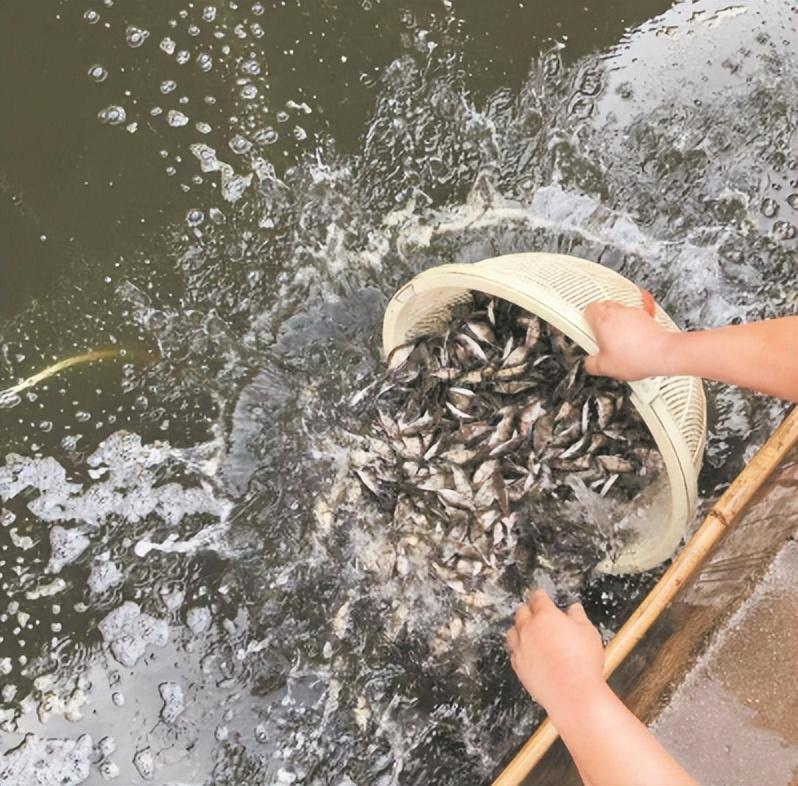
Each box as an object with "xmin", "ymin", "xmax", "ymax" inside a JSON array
[{"xmin": 653, "ymin": 528, "xmax": 798, "ymax": 785}]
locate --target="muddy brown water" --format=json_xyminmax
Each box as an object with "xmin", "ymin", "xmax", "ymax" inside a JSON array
[{"xmin": 0, "ymin": 1, "xmax": 796, "ymax": 784}]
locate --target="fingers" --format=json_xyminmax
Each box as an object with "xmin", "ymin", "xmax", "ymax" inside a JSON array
[
  {"xmin": 583, "ymin": 300, "xmax": 611, "ymax": 330},
  {"xmin": 566, "ymin": 602, "xmax": 589, "ymax": 623},
  {"xmin": 514, "ymin": 604, "xmax": 532, "ymax": 627},
  {"xmin": 527, "ymin": 588, "xmax": 555, "ymax": 614}
]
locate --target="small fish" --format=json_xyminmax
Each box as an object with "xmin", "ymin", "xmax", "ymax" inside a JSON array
[
  {"xmin": 457, "ymin": 333, "xmax": 488, "ymax": 362},
  {"xmin": 387, "ymin": 342, "xmax": 417, "ymax": 370},
  {"xmin": 437, "ymin": 489, "xmax": 475, "ymax": 511},
  {"xmin": 597, "ymin": 455, "xmax": 635, "ymax": 474},
  {"xmin": 494, "ymin": 362, "xmax": 529, "ymax": 381},
  {"xmin": 465, "ymin": 321, "xmax": 496, "ymax": 345},
  {"xmin": 502, "ymin": 344, "xmax": 529, "ymax": 369},
  {"xmin": 473, "ymin": 459, "xmax": 499, "ymax": 486},
  {"xmin": 446, "ymin": 402, "xmax": 475, "ymax": 421}
]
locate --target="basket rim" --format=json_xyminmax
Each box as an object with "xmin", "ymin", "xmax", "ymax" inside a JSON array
[{"xmin": 382, "ymin": 253, "xmax": 707, "ymax": 574}]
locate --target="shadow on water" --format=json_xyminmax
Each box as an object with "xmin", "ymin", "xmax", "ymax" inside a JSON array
[{"xmin": 0, "ymin": 1, "xmax": 796, "ymax": 784}]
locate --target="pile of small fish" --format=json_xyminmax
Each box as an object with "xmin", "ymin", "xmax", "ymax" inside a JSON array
[{"xmin": 349, "ymin": 294, "xmax": 663, "ymax": 597}]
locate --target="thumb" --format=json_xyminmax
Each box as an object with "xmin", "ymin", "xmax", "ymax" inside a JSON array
[{"xmin": 584, "ymin": 354, "xmax": 603, "ymax": 376}]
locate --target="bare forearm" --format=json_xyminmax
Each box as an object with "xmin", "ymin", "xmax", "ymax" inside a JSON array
[
  {"xmin": 660, "ymin": 317, "xmax": 798, "ymax": 402},
  {"xmin": 549, "ymin": 683, "xmax": 696, "ymax": 786}
]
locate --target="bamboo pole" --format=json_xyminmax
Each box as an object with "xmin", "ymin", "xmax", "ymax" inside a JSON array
[{"xmin": 493, "ymin": 405, "xmax": 798, "ymax": 786}]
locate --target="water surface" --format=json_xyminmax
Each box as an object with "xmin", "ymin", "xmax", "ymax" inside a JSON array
[{"xmin": 0, "ymin": 1, "xmax": 796, "ymax": 783}]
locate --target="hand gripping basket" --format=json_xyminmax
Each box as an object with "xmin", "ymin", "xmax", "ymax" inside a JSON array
[{"xmin": 382, "ymin": 252, "xmax": 707, "ymax": 574}]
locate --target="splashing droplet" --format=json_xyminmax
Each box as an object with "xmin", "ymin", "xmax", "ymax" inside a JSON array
[
  {"xmin": 228, "ymin": 134, "xmax": 253, "ymax": 155},
  {"xmin": 167, "ymin": 110, "xmax": 190, "ymax": 127},
  {"xmin": 87, "ymin": 64, "xmax": 108, "ymax": 83},
  {"xmin": 772, "ymin": 220, "xmax": 797, "ymax": 240},
  {"xmin": 125, "ymin": 26, "xmax": 150, "ymax": 48},
  {"xmin": 760, "ymin": 197, "xmax": 779, "ymax": 218},
  {"xmin": 98, "ymin": 105, "xmax": 127, "ymax": 126},
  {"xmin": 254, "ymin": 127, "xmax": 278, "ymax": 145},
  {"xmin": 197, "ymin": 52, "xmax": 213, "ymax": 72},
  {"xmin": 186, "ymin": 209, "xmax": 205, "ymax": 227},
  {"xmin": 240, "ymin": 59, "xmax": 261, "ymax": 76}
]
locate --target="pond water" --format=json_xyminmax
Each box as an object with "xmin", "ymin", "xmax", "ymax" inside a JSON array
[{"xmin": 0, "ymin": 1, "xmax": 796, "ymax": 784}]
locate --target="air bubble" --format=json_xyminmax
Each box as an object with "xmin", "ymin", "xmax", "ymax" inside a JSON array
[
  {"xmin": 160, "ymin": 37, "xmax": 176, "ymax": 55},
  {"xmin": 229, "ymin": 134, "xmax": 253, "ymax": 154},
  {"xmin": 760, "ymin": 197, "xmax": 778, "ymax": 218},
  {"xmin": 787, "ymin": 193, "xmax": 798, "ymax": 210},
  {"xmin": 186, "ymin": 209, "xmax": 205, "ymax": 227},
  {"xmin": 276, "ymin": 111, "xmax": 289, "ymax": 123},
  {"xmin": 209, "ymin": 207, "xmax": 226, "ymax": 224},
  {"xmin": 88, "ymin": 64, "xmax": 108, "ymax": 83},
  {"xmin": 98, "ymin": 105, "xmax": 127, "ymax": 126},
  {"xmin": 84, "ymin": 9, "xmax": 100, "ymax": 24},
  {"xmin": 240, "ymin": 84, "xmax": 258, "ymax": 99},
  {"xmin": 160, "ymin": 80, "xmax": 177, "ymax": 94},
  {"xmin": 252, "ymin": 2, "xmax": 265, "ymax": 15},
  {"xmin": 772, "ymin": 220, "xmax": 797, "ymax": 240},
  {"xmin": 250, "ymin": 23, "xmax": 265, "ymax": 38},
  {"xmin": 254, "ymin": 127, "xmax": 278, "ymax": 144},
  {"xmin": 197, "ymin": 53, "xmax": 213, "ymax": 72},
  {"xmin": 196, "ymin": 122, "xmax": 212, "ymax": 134},
  {"xmin": 167, "ymin": 110, "xmax": 190, "ymax": 127},
  {"xmin": 241, "ymin": 59, "xmax": 261, "ymax": 76},
  {"xmin": 176, "ymin": 50, "xmax": 191, "ymax": 65},
  {"xmin": 125, "ymin": 26, "xmax": 149, "ymax": 48},
  {"xmin": 188, "ymin": 24, "xmax": 201, "ymax": 37},
  {"xmin": 293, "ymin": 126, "xmax": 307, "ymax": 142},
  {"xmin": 203, "ymin": 6, "xmax": 218, "ymax": 22},
  {"xmin": 400, "ymin": 9, "xmax": 416, "ymax": 28}
]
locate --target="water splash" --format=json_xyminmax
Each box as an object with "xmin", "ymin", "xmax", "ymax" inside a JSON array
[{"xmin": 0, "ymin": 0, "xmax": 796, "ymax": 782}]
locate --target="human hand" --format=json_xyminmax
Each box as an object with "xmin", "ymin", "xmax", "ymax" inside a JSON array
[
  {"xmin": 505, "ymin": 589, "xmax": 605, "ymax": 715},
  {"xmin": 583, "ymin": 301, "xmax": 675, "ymax": 380}
]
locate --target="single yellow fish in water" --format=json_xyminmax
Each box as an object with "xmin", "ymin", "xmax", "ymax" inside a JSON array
[{"xmin": 0, "ymin": 346, "xmax": 153, "ymax": 400}]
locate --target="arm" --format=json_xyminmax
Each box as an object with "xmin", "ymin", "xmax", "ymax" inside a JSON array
[
  {"xmin": 583, "ymin": 302, "xmax": 798, "ymax": 402},
  {"xmin": 506, "ymin": 590, "xmax": 697, "ymax": 786}
]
